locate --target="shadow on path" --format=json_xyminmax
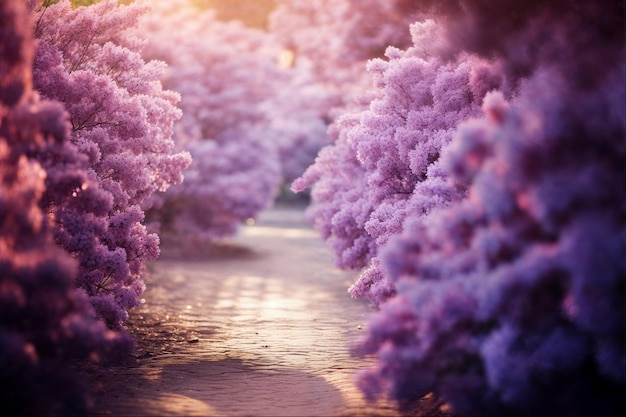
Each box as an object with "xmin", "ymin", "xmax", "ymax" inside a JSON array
[{"xmin": 93, "ymin": 357, "xmax": 344, "ymax": 417}]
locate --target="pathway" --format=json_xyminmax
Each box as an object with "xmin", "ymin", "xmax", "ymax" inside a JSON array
[{"xmin": 90, "ymin": 205, "xmax": 446, "ymax": 417}]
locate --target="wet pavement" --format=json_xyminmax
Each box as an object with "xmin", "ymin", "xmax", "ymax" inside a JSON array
[{"xmin": 90, "ymin": 205, "xmax": 447, "ymax": 417}]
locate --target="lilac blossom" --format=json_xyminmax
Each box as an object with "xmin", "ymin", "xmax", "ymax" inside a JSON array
[
  {"xmin": 31, "ymin": 0, "xmax": 191, "ymax": 329},
  {"xmin": 269, "ymin": 0, "xmax": 426, "ymax": 113},
  {"xmin": 293, "ymin": 21, "xmax": 502, "ymax": 305},
  {"xmin": 135, "ymin": 0, "xmax": 330, "ymax": 240},
  {"xmin": 353, "ymin": 1, "xmax": 625, "ymax": 415},
  {"xmin": 1, "ymin": 2, "xmax": 128, "ymax": 414}
]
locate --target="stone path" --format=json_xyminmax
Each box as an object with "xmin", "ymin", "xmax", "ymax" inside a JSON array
[{"xmin": 90, "ymin": 205, "xmax": 446, "ymax": 416}]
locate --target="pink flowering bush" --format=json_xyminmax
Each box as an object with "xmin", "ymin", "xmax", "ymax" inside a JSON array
[
  {"xmin": 135, "ymin": 0, "xmax": 329, "ymax": 240},
  {"xmin": 259, "ymin": 64, "xmax": 332, "ymax": 187},
  {"xmin": 1, "ymin": 2, "xmax": 128, "ymax": 415},
  {"xmin": 293, "ymin": 21, "xmax": 502, "ymax": 304},
  {"xmin": 31, "ymin": 0, "xmax": 191, "ymax": 329},
  {"xmin": 351, "ymin": 1, "xmax": 625, "ymax": 415},
  {"xmin": 269, "ymin": 0, "xmax": 427, "ymax": 114},
  {"xmin": 268, "ymin": 0, "xmax": 384, "ymax": 80}
]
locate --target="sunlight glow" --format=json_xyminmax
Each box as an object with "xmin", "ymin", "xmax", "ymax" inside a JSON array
[
  {"xmin": 240, "ymin": 225, "xmax": 318, "ymax": 239},
  {"xmin": 278, "ymin": 49, "xmax": 295, "ymax": 68}
]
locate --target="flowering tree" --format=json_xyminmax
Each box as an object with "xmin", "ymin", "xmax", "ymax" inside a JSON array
[
  {"xmin": 135, "ymin": 0, "xmax": 329, "ymax": 241},
  {"xmin": 259, "ymin": 62, "xmax": 332, "ymax": 187},
  {"xmin": 1, "ymin": 2, "xmax": 127, "ymax": 415},
  {"xmin": 31, "ymin": 0, "xmax": 191, "ymax": 330},
  {"xmin": 351, "ymin": 1, "xmax": 626, "ymax": 415},
  {"xmin": 292, "ymin": 21, "xmax": 503, "ymax": 305},
  {"xmin": 269, "ymin": 0, "xmax": 426, "ymax": 114}
]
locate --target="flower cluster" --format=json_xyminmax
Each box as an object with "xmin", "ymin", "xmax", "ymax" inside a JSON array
[
  {"xmin": 32, "ymin": 0, "xmax": 191, "ymax": 330},
  {"xmin": 1, "ymin": 2, "xmax": 128, "ymax": 415}
]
